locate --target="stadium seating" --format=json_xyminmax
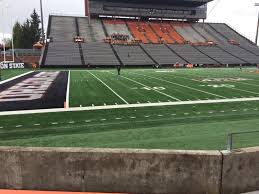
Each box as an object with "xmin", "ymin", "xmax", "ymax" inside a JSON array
[
  {"xmin": 45, "ymin": 42, "xmax": 82, "ymax": 66},
  {"xmin": 172, "ymin": 22, "xmax": 206, "ymax": 43},
  {"xmin": 81, "ymin": 42, "xmax": 120, "ymax": 66},
  {"xmin": 78, "ymin": 18, "xmax": 106, "ymax": 42},
  {"xmin": 49, "ymin": 16, "xmax": 77, "ymax": 42},
  {"xmin": 195, "ymin": 46, "xmax": 245, "ymax": 64},
  {"xmin": 169, "ymin": 44, "xmax": 217, "ymax": 64},
  {"xmin": 126, "ymin": 21, "xmax": 149, "ymax": 43},
  {"xmin": 113, "ymin": 45, "xmax": 155, "ymax": 66},
  {"xmin": 160, "ymin": 23, "xmax": 185, "ymax": 43},
  {"xmin": 218, "ymin": 45, "xmax": 259, "ymax": 64},
  {"xmin": 209, "ymin": 23, "xmax": 254, "ymax": 46},
  {"xmin": 103, "ymin": 19, "xmax": 133, "ymax": 39},
  {"xmin": 241, "ymin": 45, "xmax": 259, "ymax": 56},
  {"xmin": 42, "ymin": 15, "xmax": 259, "ymax": 67},
  {"xmin": 150, "ymin": 22, "xmax": 174, "ymax": 44},
  {"xmin": 192, "ymin": 23, "xmax": 216, "ymax": 42},
  {"xmin": 200, "ymin": 24, "xmax": 228, "ymax": 44},
  {"xmin": 138, "ymin": 22, "xmax": 159, "ymax": 44},
  {"xmin": 142, "ymin": 44, "xmax": 186, "ymax": 65}
]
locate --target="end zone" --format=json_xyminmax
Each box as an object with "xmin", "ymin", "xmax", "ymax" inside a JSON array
[{"xmin": 0, "ymin": 71, "xmax": 69, "ymax": 112}]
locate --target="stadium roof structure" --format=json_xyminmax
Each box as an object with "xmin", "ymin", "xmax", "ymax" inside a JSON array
[{"xmin": 90, "ymin": 0, "xmax": 213, "ymax": 7}]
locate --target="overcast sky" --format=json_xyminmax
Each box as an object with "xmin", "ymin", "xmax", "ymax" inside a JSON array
[{"xmin": 0, "ymin": 0, "xmax": 258, "ymax": 44}]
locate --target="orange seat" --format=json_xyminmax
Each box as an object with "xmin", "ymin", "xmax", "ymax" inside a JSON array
[
  {"xmin": 126, "ymin": 21, "xmax": 149, "ymax": 44},
  {"xmin": 138, "ymin": 22, "xmax": 159, "ymax": 44},
  {"xmin": 150, "ymin": 22, "xmax": 174, "ymax": 44},
  {"xmin": 161, "ymin": 23, "xmax": 185, "ymax": 44}
]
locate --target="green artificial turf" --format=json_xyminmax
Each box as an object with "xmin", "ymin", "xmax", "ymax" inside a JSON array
[
  {"xmin": 69, "ymin": 68, "xmax": 259, "ymax": 107},
  {"xmin": 1, "ymin": 67, "xmax": 259, "ymax": 150},
  {"xmin": 0, "ymin": 69, "xmax": 29, "ymax": 81},
  {"xmin": 1, "ymin": 101, "xmax": 259, "ymax": 150}
]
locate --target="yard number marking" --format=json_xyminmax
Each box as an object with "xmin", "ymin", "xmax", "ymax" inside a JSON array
[{"xmin": 141, "ymin": 87, "xmax": 166, "ymax": 91}]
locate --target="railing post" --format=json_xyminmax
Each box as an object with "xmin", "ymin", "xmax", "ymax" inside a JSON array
[{"xmin": 227, "ymin": 133, "xmax": 233, "ymax": 152}]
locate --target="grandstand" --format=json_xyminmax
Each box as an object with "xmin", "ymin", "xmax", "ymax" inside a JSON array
[{"xmin": 40, "ymin": 0, "xmax": 259, "ymax": 67}]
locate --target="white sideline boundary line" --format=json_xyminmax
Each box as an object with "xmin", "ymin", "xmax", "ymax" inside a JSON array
[
  {"xmin": 1, "ymin": 97, "xmax": 259, "ymax": 116},
  {"xmin": 65, "ymin": 71, "xmax": 70, "ymax": 108},
  {"xmin": 118, "ymin": 74, "xmax": 181, "ymax": 101},
  {"xmin": 87, "ymin": 71, "xmax": 129, "ymax": 104},
  {"xmin": 131, "ymin": 72, "xmax": 226, "ymax": 99},
  {"xmin": 0, "ymin": 71, "xmax": 33, "ymax": 85}
]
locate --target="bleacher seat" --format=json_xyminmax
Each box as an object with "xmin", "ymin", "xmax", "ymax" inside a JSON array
[{"xmin": 113, "ymin": 45, "xmax": 155, "ymax": 66}]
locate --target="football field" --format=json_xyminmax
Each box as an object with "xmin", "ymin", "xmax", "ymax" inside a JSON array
[
  {"xmin": 1, "ymin": 67, "xmax": 259, "ymax": 150},
  {"xmin": 69, "ymin": 68, "xmax": 259, "ymax": 107}
]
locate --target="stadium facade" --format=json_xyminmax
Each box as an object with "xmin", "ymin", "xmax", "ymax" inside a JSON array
[{"xmin": 40, "ymin": 0, "xmax": 259, "ymax": 67}]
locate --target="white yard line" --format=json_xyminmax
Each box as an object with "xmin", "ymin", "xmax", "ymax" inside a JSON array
[
  {"xmin": 131, "ymin": 72, "xmax": 226, "ymax": 99},
  {"xmin": 231, "ymin": 87, "xmax": 259, "ymax": 95},
  {"xmin": 173, "ymin": 72, "xmax": 259, "ymax": 94},
  {"xmin": 87, "ymin": 71, "xmax": 129, "ymax": 104},
  {"xmin": 0, "ymin": 71, "xmax": 33, "ymax": 85},
  {"xmin": 1, "ymin": 97, "xmax": 259, "ymax": 116},
  {"xmin": 65, "ymin": 71, "xmax": 70, "ymax": 109},
  {"xmin": 119, "ymin": 74, "xmax": 181, "ymax": 101}
]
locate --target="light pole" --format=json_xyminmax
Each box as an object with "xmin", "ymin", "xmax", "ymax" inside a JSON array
[
  {"xmin": 0, "ymin": 0, "xmax": 6, "ymax": 63},
  {"xmin": 255, "ymin": 3, "xmax": 259, "ymax": 45},
  {"xmin": 40, "ymin": 0, "xmax": 45, "ymax": 42}
]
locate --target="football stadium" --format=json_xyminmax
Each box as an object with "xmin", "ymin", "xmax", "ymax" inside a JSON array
[{"xmin": 1, "ymin": 0, "xmax": 259, "ymax": 193}]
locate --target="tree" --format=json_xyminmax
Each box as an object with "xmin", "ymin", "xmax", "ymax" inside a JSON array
[
  {"xmin": 13, "ymin": 21, "xmax": 23, "ymax": 48},
  {"xmin": 12, "ymin": 9, "xmax": 41, "ymax": 48},
  {"xmin": 30, "ymin": 9, "xmax": 41, "ymax": 43}
]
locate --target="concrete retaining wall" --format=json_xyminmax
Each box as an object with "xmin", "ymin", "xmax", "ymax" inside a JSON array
[
  {"xmin": 222, "ymin": 147, "xmax": 259, "ymax": 194},
  {"xmin": 0, "ymin": 147, "xmax": 258, "ymax": 194}
]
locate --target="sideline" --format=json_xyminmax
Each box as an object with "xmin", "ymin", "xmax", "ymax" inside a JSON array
[
  {"xmin": 1, "ymin": 97, "xmax": 259, "ymax": 116},
  {"xmin": 65, "ymin": 70, "xmax": 71, "ymax": 108}
]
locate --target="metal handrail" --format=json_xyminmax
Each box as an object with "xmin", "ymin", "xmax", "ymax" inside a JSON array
[{"xmin": 227, "ymin": 130, "xmax": 259, "ymax": 151}]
